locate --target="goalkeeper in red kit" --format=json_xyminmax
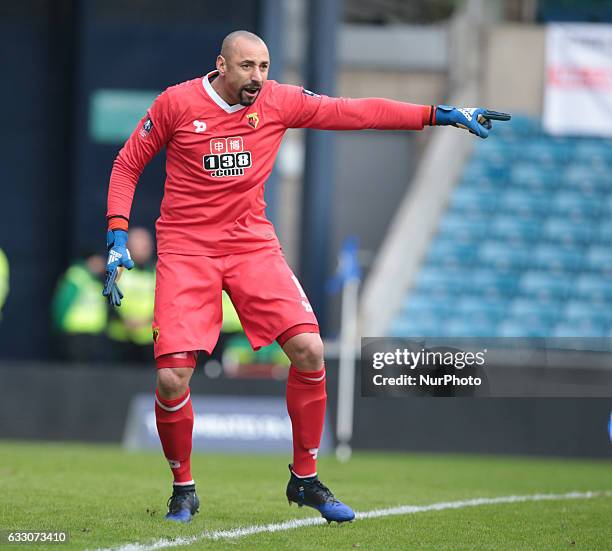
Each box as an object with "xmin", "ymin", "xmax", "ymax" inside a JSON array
[{"xmin": 103, "ymin": 30, "xmax": 510, "ymax": 523}]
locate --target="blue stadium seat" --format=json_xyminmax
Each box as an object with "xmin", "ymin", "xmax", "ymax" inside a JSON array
[
  {"xmin": 443, "ymin": 318, "xmax": 499, "ymax": 337},
  {"xmin": 416, "ymin": 268, "xmax": 517, "ymax": 298},
  {"xmin": 542, "ymin": 217, "xmax": 595, "ymax": 245},
  {"xmin": 388, "ymin": 316, "xmax": 443, "ymax": 337},
  {"xmin": 472, "ymin": 136, "xmax": 519, "ymax": 162},
  {"xmin": 490, "ymin": 216, "xmax": 542, "ymax": 241},
  {"xmin": 426, "ymin": 239, "xmax": 477, "ymax": 267},
  {"xmin": 466, "ymin": 270, "xmax": 518, "ymax": 297},
  {"xmin": 585, "ymin": 246, "xmax": 612, "ymax": 273},
  {"xmin": 552, "ymin": 322, "xmax": 607, "ymax": 338},
  {"xmin": 495, "ymin": 115, "xmax": 541, "ymax": 137},
  {"xmin": 564, "ymin": 165, "xmax": 612, "ymax": 189},
  {"xmin": 573, "ymin": 140, "xmax": 612, "ymax": 165},
  {"xmin": 459, "ymin": 175, "xmax": 498, "ymax": 191},
  {"xmin": 498, "ymin": 318, "xmax": 552, "ymax": 337},
  {"xmin": 511, "ymin": 163, "xmax": 559, "ymax": 189},
  {"xmin": 563, "ymin": 300, "xmax": 612, "ymax": 327},
  {"xmin": 450, "ymin": 188, "xmax": 498, "ymax": 212},
  {"xmin": 402, "ymin": 293, "xmax": 455, "ymax": 319},
  {"xmin": 562, "ymin": 175, "xmax": 612, "ymax": 195},
  {"xmin": 473, "ymin": 136, "xmax": 522, "ymax": 160},
  {"xmin": 605, "ymin": 195, "xmax": 612, "ymax": 216},
  {"xmin": 519, "ymin": 271, "xmax": 572, "ymax": 300},
  {"xmin": 597, "ymin": 220, "xmax": 612, "ymax": 242},
  {"xmin": 575, "ymin": 275, "xmax": 612, "ymax": 301},
  {"xmin": 510, "ymin": 297, "xmax": 562, "ymax": 325},
  {"xmin": 478, "ymin": 241, "xmax": 531, "ymax": 270},
  {"xmin": 438, "ymin": 214, "xmax": 489, "ymax": 241},
  {"xmin": 462, "ymin": 162, "xmax": 490, "ymax": 181},
  {"xmin": 552, "ymin": 192, "xmax": 604, "ymax": 219},
  {"xmin": 456, "ymin": 296, "xmax": 508, "ymax": 319},
  {"xmin": 463, "ymin": 158, "xmax": 509, "ymax": 181},
  {"xmin": 498, "ymin": 190, "xmax": 550, "ymax": 215},
  {"xmin": 403, "ymin": 293, "xmax": 448, "ymax": 310},
  {"xmin": 415, "ymin": 267, "xmax": 469, "ymax": 295},
  {"xmin": 532, "ymin": 244, "xmax": 584, "ymax": 272},
  {"xmin": 519, "ymin": 140, "xmax": 570, "ymax": 165}
]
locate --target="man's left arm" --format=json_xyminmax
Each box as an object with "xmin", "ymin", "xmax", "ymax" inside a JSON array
[{"xmin": 277, "ymin": 85, "xmax": 510, "ymax": 138}]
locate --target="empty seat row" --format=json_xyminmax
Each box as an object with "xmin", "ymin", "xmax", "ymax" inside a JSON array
[
  {"xmin": 451, "ymin": 188, "xmax": 609, "ymax": 217},
  {"xmin": 416, "ymin": 266, "xmax": 612, "ymax": 300},
  {"xmin": 439, "ymin": 214, "xmax": 612, "ymax": 244},
  {"xmin": 402, "ymin": 293, "xmax": 612, "ymax": 327},
  {"xmin": 389, "ymin": 316, "xmax": 612, "ymax": 338}
]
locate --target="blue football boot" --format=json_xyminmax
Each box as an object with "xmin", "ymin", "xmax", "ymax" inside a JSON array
[
  {"xmin": 164, "ymin": 484, "xmax": 200, "ymax": 522},
  {"xmin": 286, "ymin": 465, "xmax": 355, "ymax": 523}
]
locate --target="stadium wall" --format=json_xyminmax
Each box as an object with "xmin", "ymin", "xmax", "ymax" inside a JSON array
[
  {"xmin": 2, "ymin": 362, "xmax": 610, "ymax": 459},
  {"xmin": 484, "ymin": 24, "xmax": 546, "ymax": 116}
]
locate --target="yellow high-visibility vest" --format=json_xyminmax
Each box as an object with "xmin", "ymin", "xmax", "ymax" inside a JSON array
[
  {"xmin": 0, "ymin": 248, "xmax": 8, "ymax": 318},
  {"xmin": 108, "ymin": 266, "xmax": 155, "ymax": 345},
  {"xmin": 59, "ymin": 264, "xmax": 107, "ymax": 334}
]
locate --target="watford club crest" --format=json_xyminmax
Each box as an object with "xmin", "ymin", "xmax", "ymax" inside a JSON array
[{"xmin": 246, "ymin": 112, "xmax": 259, "ymax": 129}]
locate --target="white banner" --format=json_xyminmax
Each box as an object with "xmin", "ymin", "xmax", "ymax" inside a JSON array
[{"xmin": 543, "ymin": 23, "xmax": 612, "ymax": 137}]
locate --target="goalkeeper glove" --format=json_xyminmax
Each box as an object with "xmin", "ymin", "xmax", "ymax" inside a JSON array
[
  {"xmin": 102, "ymin": 229, "xmax": 134, "ymax": 307},
  {"xmin": 435, "ymin": 106, "xmax": 511, "ymax": 138}
]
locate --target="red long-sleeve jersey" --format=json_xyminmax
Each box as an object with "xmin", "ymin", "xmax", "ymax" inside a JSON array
[{"xmin": 107, "ymin": 70, "xmax": 433, "ymax": 255}]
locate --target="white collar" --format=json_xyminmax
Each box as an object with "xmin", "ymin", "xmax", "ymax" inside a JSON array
[{"xmin": 202, "ymin": 70, "xmax": 246, "ymax": 113}]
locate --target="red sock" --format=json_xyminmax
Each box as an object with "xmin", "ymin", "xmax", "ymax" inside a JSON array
[
  {"xmin": 155, "ymin": 388, "xmax": 194, "ymax": 485},
  {"xmin": 286, "ymin": 365, "xmax": 326, "ymax": 477}
]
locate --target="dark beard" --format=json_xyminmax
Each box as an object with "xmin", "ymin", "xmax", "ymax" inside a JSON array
[{"xmin": 239, "ymin": 87, "xmax": 260, "ymax": 106}]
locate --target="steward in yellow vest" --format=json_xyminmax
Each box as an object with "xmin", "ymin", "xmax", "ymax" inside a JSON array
[
  {"xmin": 107, "ymin": 227, "xmax": 155, "ymax": 363},
  {"xmin": 52, "ymin": 254, "xmax": 108, "ymax": 362},
  {"xmin": 0, "ymin": 248, "xmax": 8, "ymax": 321},
  {"xmin": 107, "ymin": 264, "xmax": 155, "ymax": 346}
]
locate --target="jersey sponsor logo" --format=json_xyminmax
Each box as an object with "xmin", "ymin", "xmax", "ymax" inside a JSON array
[
  {"xmin": 302, "ymin": 88, "xmax": 320, "ymax": 98},
  {"xmin": 246, "ymin": 112, "xmax": 259, "ymax": 129},
  {"xmin": 203, "ymin": 136, "xmax": 252, "ymax": 177},
  {"xmin": 139, "ymin": 117, "xmax": 153, "ymax": 139},
  {"xmin": 193, "ymin": 119, "xmax": 207, "ymax": 133}
]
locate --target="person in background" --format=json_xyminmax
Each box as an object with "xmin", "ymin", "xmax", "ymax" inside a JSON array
[
  {"xmin": 107, "ymin": 227, "xmax": 156, "ymax": 363},
  {"xmin": 52, "ymin": 251, "xmax": 108, "ymax": 362},
  {"xmin": 0, "ymin": 248, "xmax": 9, "ymax": 321}
]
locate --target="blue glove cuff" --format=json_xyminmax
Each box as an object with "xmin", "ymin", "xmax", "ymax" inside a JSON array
[
  {"xmin": 107, "ymin": 229, "xmax": 129, "ymax": 249},
  {"xmin": 435, "ymin": 105, "xmax": 456, "ymax": 126}
]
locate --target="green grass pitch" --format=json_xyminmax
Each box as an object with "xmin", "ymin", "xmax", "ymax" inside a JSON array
[{"xmin": 1, "ymin": 441, "xmax": 611, "ymax": 550}]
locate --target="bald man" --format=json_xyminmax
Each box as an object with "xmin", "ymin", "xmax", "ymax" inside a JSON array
[{"xmin": 104, "ymin": 30, "xmax": 510, "ymax": 523}]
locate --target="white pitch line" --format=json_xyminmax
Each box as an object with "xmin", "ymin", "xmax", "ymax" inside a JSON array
[{"xmin": 96, "ymin": 490, "xmax": 611, "ymax": 551}]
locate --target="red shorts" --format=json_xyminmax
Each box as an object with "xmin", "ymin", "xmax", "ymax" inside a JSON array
[{"xmin": 152, "ymin": 247, "xmax": 319, "ymax": 359}]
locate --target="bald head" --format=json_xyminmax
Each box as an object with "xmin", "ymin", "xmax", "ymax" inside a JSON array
[
  {"xmin": 220, "ymin": 30, "xmax": 267, "ymax": 60},
  {"xmin": 213, "ymin": 30, "xmax": 270, "ymax": 106}
]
